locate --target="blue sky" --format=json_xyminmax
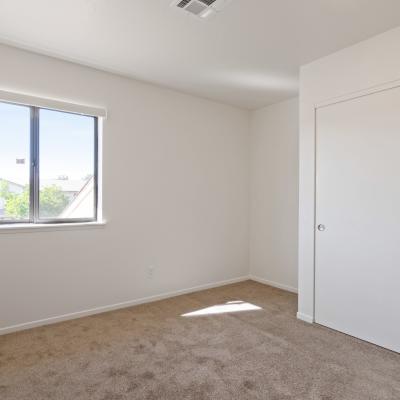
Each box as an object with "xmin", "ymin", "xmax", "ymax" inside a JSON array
[{"xmin": 0, "ymin": 102, "xmax": 94, "ymax": 186}]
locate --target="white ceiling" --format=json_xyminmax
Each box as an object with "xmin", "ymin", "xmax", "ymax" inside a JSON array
[{"xmin": 0, "ymin": 0, "xmax": 400, "ymax": 109}]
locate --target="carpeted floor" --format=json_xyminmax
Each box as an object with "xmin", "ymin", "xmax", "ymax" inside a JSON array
[{"xmin": 0, "ymin": 280, "xmax": 399, "ymax": 400}]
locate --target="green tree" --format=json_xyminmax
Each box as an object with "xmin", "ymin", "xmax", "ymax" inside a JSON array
[
  {"xmin": 0, "ymin": 180, "xmax": 30, "ymax": 219},
  {"xmin": 0, "ymin": 180, "xmax": 69, "ymax": 219},
  {"xmin": 39, "ymin": 185, "xmax": 69, "ymax": 218}
]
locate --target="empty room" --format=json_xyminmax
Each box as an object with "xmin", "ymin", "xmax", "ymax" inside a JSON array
[{"xmin": 0, "ymin": 1, "xmax": 399, "ymax": 399}]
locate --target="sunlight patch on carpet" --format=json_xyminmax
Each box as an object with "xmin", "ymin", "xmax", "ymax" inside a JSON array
[{"xmin": 181, "ymin": 300, "xmax": 262, "ymax": 317}]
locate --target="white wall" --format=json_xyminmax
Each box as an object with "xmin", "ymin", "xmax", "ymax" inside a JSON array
[
  {"xmin": 250, "ymin": 98, "xmax": 299, "ymax": 292},
  {"xmin": 298, "ymin": 26, "xmax": 400, "ymax": 323},
  {"xmin": 0, "ymin": 44, "xmax": 250, "ymax": 332}
]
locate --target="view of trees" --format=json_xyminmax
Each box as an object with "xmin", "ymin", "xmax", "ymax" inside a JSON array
[
  {"xmin": 0, "ymin": 181, "xmax": 30, "ymax": 219},
  {"xmin": 0, "ymin": 180, "xmax": 69, "ymax": 219},
  {"xmin": 39, "ymin": 185, "xmax": 70, "ymax": 218}
]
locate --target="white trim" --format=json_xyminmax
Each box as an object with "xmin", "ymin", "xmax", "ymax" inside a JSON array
[
  {"xmin": 249, "ymin": 275, "xmax": 298, "ymax": 294},
  {"xmin": 315, "ymin": 77, "xmax": 400, "ymax": 110},
  {"xmin": 96, "ymin": 119, "xmax": 104, "ymax": 222},
  {"xmin": 297, "ymin": 312, "xmax": 314, "ymax": 324},
  {"xmin": 0, "ymin": 89, "xmax": 106, "ymax": 117},
  {"xmin": 0, "ymin": 275, "xmax": 249, "ymax": 335},
  {"xmin": 0, "ymin": 220, "xmax": 107, "ymax": 234}
]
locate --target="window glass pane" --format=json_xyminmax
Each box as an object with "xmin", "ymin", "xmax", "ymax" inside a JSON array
[
  {"xmin": 39, "ymin": 109, "xmax": 96, "ymax": 220},
  {"xmin": 0, "ymin": 102, "xmax": 30, "ymax": 222}
]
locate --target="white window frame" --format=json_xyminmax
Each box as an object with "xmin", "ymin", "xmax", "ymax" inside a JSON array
[{"xmin": 0, "ymin": 90, "xmax": 106, "ymax": 228}]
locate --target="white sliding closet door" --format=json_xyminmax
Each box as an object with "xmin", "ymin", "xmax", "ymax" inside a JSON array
[{"xmin": 315, "ymin": 87, "xmax": 400, "ymax": 353}]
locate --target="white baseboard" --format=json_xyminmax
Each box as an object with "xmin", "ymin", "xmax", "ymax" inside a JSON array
[
  {"xmin": 249, "ymin": 275, "xmax": 298, "ymax": 294},
  {"xmin": 0, "ymin": 275, "xmax": 250, "ymax": 336},
  {"xmin": 249, "ymin": 276, "xmax": 313, "ymax": 323},
  {"xmin": 296, "ymin": 312, "xmax": 314, "ymax": 324}
]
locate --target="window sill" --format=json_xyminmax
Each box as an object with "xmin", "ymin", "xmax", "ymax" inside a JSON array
[{"xmin": 0, "ymin": 220, "xmax": 107, "ymax": 234}]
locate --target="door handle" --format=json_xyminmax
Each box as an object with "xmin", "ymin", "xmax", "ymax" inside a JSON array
[{"xmin": 317, "ymin": 224, "xmax": 326, "ymax": 232}]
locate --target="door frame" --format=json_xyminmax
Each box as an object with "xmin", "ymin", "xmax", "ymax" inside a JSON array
[{"xmin": 309, "ymin": 78, "xmax": 400, "ymax": 323}]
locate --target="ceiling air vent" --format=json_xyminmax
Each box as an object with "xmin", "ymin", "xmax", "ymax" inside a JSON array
[{"xmin": 172, "ymin": 0, "xmax": 231, "ymax": 19}]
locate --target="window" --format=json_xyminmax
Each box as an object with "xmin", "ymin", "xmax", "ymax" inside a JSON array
[{"xmin": 0, "ymin": 101, "xmax": 98, "ymax": 225}]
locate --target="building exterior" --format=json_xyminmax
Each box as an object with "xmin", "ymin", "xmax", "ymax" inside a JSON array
[{"xmin": 0, "ymin": 177, "xmax": 93, "ymax": 220}]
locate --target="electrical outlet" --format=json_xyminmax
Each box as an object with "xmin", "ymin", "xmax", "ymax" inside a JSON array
[{"xmin": 147, "ymin": 266, "xmax": 155, "ymax": 279}]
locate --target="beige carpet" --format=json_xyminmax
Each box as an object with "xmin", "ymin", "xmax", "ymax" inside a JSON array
[{"xmin": 0, "ymin": 280, "xmax": 399, "ymax": 400}]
